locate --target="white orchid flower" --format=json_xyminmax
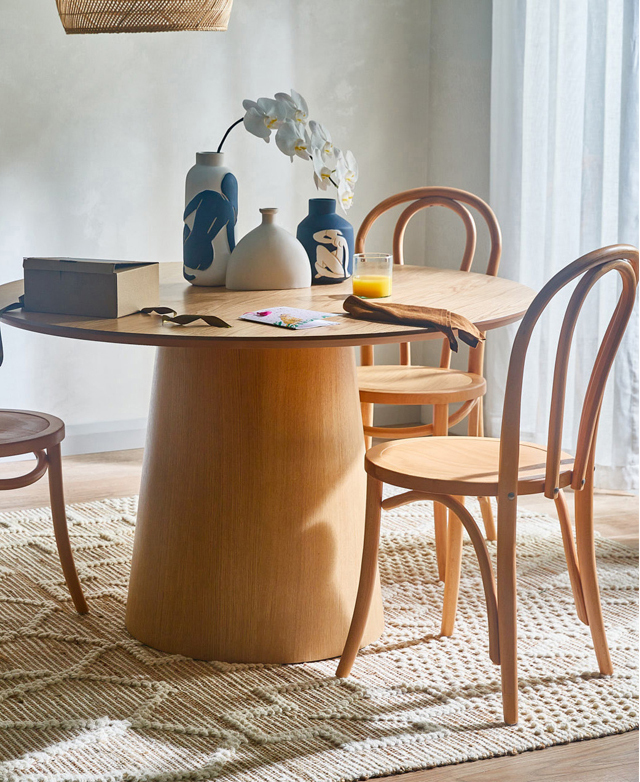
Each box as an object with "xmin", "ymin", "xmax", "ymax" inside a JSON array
[
  {"xmin": 312, "ymin": 154, "xmax": 333, "ymax": 190},
  {"xmin": 335, "ymin": 149, "xmax": 356, "ymax": 210},
  {"xmin": 338, "ymin": 179, "xmax": 354, "ymax": 211},
  {"xmin": 275, "ymin": 89, "xmax": 309, "ymax": 125},
  {"xmin": 309, "ymin": 121, "xmax": 334, "ymax": 162},
  {"xmin": 242, "ymin": 97, "xmax": 290, "ymax": 142},
  {"xmin": 234, "ymin": 89, "xmax": 356, "ymax": 208},
  {"xmin": 275, "ymin": 119, "xmax": 311, "ymax": 161},
  {"xmin": 336, "ymin": 149, "xmax": 358, "ymax": 188}
]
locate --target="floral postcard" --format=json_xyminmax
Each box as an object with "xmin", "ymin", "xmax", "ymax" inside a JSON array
[{"xmin": 240, "ymin": 307, "xmax": 341, "ymax": 330}]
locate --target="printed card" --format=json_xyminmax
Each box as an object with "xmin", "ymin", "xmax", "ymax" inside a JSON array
[{"xmin": 240, "ymin": 307, "xmax": 341, "ymax": 330}]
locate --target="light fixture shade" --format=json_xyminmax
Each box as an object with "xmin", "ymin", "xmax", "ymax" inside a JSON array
[{"xmin": 55, "ymin": 0, "xmax": 234, "ymax": 34}]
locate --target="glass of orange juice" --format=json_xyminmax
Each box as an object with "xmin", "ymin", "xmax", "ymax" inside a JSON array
[{"xmin": 352, "ymin": 253, "xmax": 393, "ymax": 298}]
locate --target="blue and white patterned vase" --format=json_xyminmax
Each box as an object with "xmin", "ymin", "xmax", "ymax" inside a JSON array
[
  {"xmin": 296, "ymin": 198, "xmax": 354, "ymax": 285},
  {"xmin": 183, "ymin": 152, "xmax": 238, "ymax": 286}
]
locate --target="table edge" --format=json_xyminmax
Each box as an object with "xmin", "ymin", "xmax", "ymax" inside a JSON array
[{"xmin": 0, "ymin": 309, "xmax": 530, "ymax": 349}]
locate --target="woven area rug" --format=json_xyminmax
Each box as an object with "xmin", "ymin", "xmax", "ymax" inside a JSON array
[{"xmin": 0, "ymin": 495, "xmax": 636, "ymax": 781}]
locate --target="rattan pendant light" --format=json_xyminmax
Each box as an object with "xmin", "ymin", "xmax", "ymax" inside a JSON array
[{"xmin": 55, "ymin": 0, "xmax": 234, "ymax": 34}]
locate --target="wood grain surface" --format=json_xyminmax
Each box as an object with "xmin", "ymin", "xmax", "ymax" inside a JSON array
[
  {"xmin": 391, "ymin": 731, "xmax": 638, "ymax": 782},
  {"xmin": 125, "ymin": 345, "xmax": 384, "ymax": 662},
  {"xmin": 365, "ymin": 437, "xmax": 575, "ymax": 497},
  {"xmin": 0, "ymin": 263, "xmax": 535, "ymax": 349},
  {"xmin": 357, "ymin": 365, "xmax": 486, "ymax": 404}
]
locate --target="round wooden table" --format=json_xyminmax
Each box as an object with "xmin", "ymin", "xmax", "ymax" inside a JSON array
[{"xmin": 0, "ymin": 263, "xmax": 535, "ymax": 663}]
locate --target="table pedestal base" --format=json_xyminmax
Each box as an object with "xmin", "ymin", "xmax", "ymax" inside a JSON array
[{"xmin": 125, "ymin": 345, "xmax": 384, "ymax": 663}]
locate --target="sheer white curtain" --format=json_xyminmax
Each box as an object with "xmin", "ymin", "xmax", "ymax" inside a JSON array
[{"xmin": 486, "ymin": 0, "xmax": 639, "ymax": 491}]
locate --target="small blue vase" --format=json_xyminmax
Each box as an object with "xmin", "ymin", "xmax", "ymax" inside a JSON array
[{"xmin": 296, "ymin": 198, "xmax": 354, "ymax": 284}]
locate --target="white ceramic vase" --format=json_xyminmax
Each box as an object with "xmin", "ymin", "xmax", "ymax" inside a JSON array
[
  {"xmin": 225, "ymin": 208, "xmax": 312, "ymax": 290},
  {"xmin": 183, "ymin": 151, "xmax": 238, "ymax": 287}
]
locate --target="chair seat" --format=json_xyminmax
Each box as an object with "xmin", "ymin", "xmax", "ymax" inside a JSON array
[
  {"xmin": 0, "ymin": 410, "xmax": 65, "ymax": 458},
  {"xmin": 365, "ymin": 436, "xmax": 575, "ymax": 496},
  {"xmin": 358, "ymin": 365, "xmax": 486, "ymax": 405}
]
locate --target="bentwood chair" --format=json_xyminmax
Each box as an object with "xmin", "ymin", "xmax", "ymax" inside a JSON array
[
  {"xmin": 357, "ymin": 188, "xmax": 502, "ymax": 580},
  {"xmin": 337, "ymin": 245, "xmax": 638, "ymax": 725},
  {"xmin": 0, "ymin": 410, "xmax": 88, "ymax": 613}
]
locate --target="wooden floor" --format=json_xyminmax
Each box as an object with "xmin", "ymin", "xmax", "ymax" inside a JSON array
[{"xmin": 0, "ymin": 449, "xmax": 637, "ymax": 782}]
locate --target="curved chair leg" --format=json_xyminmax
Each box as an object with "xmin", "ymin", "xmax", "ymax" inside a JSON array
[
  {"xmin": 422, "ymin": 493, "xmax": 500, "ymax": 665},
  {"xmin": 469, "ymin": 397, "xmax": 497, "ymax": 541},
  {"xmin": 432, "ymin": 404, "xmax": 449, "ymax": 581},
  {"xmin": 361, "ymin": 402, "xmax": 374, "ymax": 450},
  {"xmin": 478, "ymin": 497, "xmax": 497, "ymax": 541},
  {"xmin": 346, "ymin": 488, "xmax": 500, "ymax": 670},
  {"xmin": 440, "ymin": 497, "xmax": 464, "ymax": 636},
  {"xmin": 47, "ymin": 444, "xmax": 88, "ymax": 614},
  {"xmin": 554, "ymin": 490, "xmax": 588, "ymax": 624},
  {"xmin": 574, "ymin": 468, "xmax": 613, "ymax": 674},
  {"xmin": 336, "ymin": 475, "xmax": 383, "ymax": 678},
  {"xmin": 497, "ymin": 494, "xmax": 518, "ymax": 724}
]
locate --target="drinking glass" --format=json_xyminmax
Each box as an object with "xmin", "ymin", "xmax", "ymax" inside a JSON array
[{"xmin": 352, "ymin": 253, "xmax": 393, "ymax": 298}]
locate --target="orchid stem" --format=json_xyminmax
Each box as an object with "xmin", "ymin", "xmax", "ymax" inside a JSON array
[{"xmin": 217, "ymin": 118, "xmax": 244, "ymax": 154}]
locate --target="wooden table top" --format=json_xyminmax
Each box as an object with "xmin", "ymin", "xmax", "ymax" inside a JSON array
[{"xmin": 0, "ymin": 263, "xmax": 535, "ymax": 349}]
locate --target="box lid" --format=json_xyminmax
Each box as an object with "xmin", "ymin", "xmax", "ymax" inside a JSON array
[{"xmin": 23, "ymin": 257, "xmax": 158, "ymax": 275}]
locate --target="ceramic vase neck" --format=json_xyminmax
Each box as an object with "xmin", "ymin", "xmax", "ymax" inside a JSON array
[
  {"xmin": 260, "ymin": 208, "xmax": 278, "ymax": 226},
  {"xmin": 308, "ymin": 198, "xmax": 337, "ymax": 216},
  {"xmin": 196, "ymin": 151, "xmax": 225, "ymax": 167}
]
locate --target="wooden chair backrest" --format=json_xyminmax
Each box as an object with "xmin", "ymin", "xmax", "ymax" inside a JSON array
[
  {"xmin": 355, "ymin": 187, "xmax": 502, "ymax": 367},
  {"xmin": 498, "ymin": 245, "xmax": 639, "ymax": 501}
]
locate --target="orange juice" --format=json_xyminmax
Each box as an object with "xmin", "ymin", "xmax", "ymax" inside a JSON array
[{"xmin": 352, "ymin": 274, "xmax": 392, "ymax": 298}]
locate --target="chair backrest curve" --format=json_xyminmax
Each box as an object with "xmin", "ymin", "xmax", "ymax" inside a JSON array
[
  {"xmin": 498, "ymin": 244, "xmax": 638, "ymax": 502},
  {"xmin": 356, "ymin": 186, "xmax": 502, "ymax": 274},
  {"xmin": 356, "ymin": 187, "xmax": 502, "ymax": 368}
]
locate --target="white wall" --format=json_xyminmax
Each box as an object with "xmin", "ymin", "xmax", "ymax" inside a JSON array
[
  {"xmin": 416, "ymin": 0, "xmax": 493, "ymax": 431},
  {"xmin": 0, "ymin": 0, "xmax": 430, "ymax": 452},
  {"xmin": 424, "ymin": 0, "xmax": 492, "ymax": 267}
]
